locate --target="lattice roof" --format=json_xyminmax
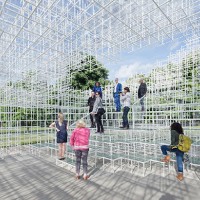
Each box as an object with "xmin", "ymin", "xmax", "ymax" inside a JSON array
[{"xmin": 0, "ymin": 0, "xmax": 200, "ymax": 85}]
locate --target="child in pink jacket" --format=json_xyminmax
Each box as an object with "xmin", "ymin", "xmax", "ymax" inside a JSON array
[{"xmin": 70, "ymin": 119, "xmax": 90, "ymax": 180}]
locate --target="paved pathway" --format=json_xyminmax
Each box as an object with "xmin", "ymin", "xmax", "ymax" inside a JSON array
[{"xmin": 0, "ymin": 153, "xmax": 199, "ymax": 200}]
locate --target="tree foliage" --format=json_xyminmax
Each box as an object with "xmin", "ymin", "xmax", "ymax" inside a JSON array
[{"xmin": 70, "ymin": 55, "xmax": 110, "ymax": 90}]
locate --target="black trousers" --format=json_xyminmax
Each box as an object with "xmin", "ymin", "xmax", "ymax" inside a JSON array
[
  {"xmin": 95, "ymin": 113, "xmax": 104, "ymax": 132},
  {"xmin": 89, "ymin": 107, "xmax": 95, "ymax": 125}
]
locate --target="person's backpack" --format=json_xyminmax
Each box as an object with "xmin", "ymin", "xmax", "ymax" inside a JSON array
[{"xmin": 178, "ymin": 134, "xmax": 192, "ymax": 152}]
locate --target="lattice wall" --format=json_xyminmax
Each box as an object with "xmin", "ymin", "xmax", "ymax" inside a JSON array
[{"xmin": 0, "ymin": 0, "xmax": 200, "ymax": 156}]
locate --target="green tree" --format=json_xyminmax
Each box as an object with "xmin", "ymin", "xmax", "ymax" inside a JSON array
[{"xmin": 70, "ymin": 55, "xmax": 110, "ymax": 90}]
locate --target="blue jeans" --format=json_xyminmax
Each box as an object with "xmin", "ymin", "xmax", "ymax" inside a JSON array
[
  {"xmin": 161, "ymin": 145, "xmax": 184, "ymax": 173},
  {"xmin": 114, "ymin": 94, "xmax": 121, "ymax": 112},
  {"xmin": 122, "ymin": 106, "xmax": 130, "ymax": 127}
]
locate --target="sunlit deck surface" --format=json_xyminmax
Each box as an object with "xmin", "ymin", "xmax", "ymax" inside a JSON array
[{"xmin": 0, "ymin": 153, "xmax": 199, "ymax": 200}]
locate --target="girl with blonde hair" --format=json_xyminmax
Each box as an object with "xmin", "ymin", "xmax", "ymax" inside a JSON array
[
  {"xmin": 70, "ymin": 119, "xmax": 90, "ymax": 180},
  {"xmin": 49, "ymin": 112, "xmax": 68, "ymax": 160}
]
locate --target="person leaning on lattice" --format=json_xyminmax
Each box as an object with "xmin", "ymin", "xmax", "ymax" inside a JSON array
[
  {"xmin": 161, "ymin": 122, "xmax": 191, "ymax": 181},
  {"xmin": 49, "ymin": 112, "xmax": 68, "ymax": 160}
]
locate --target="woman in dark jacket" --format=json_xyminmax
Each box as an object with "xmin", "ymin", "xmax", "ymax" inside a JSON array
[{"xmin": 161, "ymin": 122, "xmax": 184, "ymax": 181}]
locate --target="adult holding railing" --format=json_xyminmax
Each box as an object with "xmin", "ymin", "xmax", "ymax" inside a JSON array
[{"xmin": 91, "ymin": 92, "xmax": 105, "ymax": 133}]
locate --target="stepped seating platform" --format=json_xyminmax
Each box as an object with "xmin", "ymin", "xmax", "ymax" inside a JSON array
[{"xmin": 24, "ymin": 128, "xmax": 200, "ymax": 178}]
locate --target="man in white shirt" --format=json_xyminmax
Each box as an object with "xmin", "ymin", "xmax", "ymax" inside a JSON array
[{"xmin": 120, "ymin": 87, "xmax": 131, "ymax": 129}]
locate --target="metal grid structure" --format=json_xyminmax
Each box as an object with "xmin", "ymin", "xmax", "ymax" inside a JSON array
[
  {"xmin": 100, "ymin": 36, "xmax": 200, "ymax": 129},
  {"xmin": 1, "ymin": 0, "xmax": 200, "ymax": 176},
  {"xmin": 53, "ymin": 129, "xmax": 200, "ymax": 177},
  {"xmin": 1, "ymin": 0, "xmax": 200, "ymax": 85},
  {"xmin": 122, "ymin": 37, "xmax": 200, "ymax": 128}
]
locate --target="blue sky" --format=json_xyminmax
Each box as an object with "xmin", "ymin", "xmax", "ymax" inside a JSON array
[{"xmin": 106, "ymin": 38, "xmax": 184, "ymax": 82}]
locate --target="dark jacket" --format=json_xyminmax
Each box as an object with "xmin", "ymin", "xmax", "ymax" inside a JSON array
[
  {"xmin": 138, "ymin": 83, "xmax": 147, "ymax": 98},
  {"xmin": 88, "ymin": 96, "xmax": 96, "ymax": 112},
  {"xmin": 171, "ymin": 130, "xmax": 183, "ymax": 146}
]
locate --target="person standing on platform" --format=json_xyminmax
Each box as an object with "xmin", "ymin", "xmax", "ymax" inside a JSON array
[
  {"xmin": 92, "ymin": 82, "xmax": 102, "ymax": 98},
  {"xmin": 138, "ymin": 78, "xmax": 147, "ymax": 111},
  {"xmin": 49, "ymin": 112, "xmax": 68, "ymax": 160},
  {"xmin": 87, "ymin": 91, "xmax": 96, "ymax": 128},
  {"xmin": 113, "ymin": 78, "xmax": 122, "ymax": 112},
  {"xmin": 91, "ymin": 92, "xmax": 104, "ymax": 133},
  {"xmin": 70, "ymin": 119, "xmax": 90, "ymax": 180},
  {"xmin": 120, "ymin": 87, "xmax": 131, "ymax": 129}
]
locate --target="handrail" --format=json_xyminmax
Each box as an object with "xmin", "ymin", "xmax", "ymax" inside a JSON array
[
  {"xmin": 132, "ymin": 95, "xmax": 146, "ymax": 129},
  {"xmin": 69, "ymin": 113, "xmax": 90, "ymax": 127},
  {"xmin": 67, "ymin": 95, "xmax": 146, "ymax": 129},
  {"xmin": 132, "ymin": 95, "xmax": 146, "ymax": 106}
]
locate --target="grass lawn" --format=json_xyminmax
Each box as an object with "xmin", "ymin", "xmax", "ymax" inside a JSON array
[
  {"xmin": 0, "ymin": 126, "xmax": 51, "ymax": 134},
  {"xmin": 0, "ymin": 132, "xmax": 55, "ymax": 147}
]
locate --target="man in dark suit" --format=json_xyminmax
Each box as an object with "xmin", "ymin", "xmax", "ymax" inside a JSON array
[
  {"xmin": 113, "ymin": 78, "xmax": 122, "ymax": 112},
  {"xmin": 138, "ymin": 78, "xmax": 147, "ymax": 111}
]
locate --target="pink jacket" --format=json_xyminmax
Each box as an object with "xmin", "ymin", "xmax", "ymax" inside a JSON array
[{"xmin": 70, "ymin": 128, "xmax": 90, "ymax": 150}]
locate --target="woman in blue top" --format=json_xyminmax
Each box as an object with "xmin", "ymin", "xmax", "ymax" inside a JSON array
[
  {"xmin": 49, "ymin": 112, "xmax": 68, "ymax": 160},
  {"xmin": 92, "ymin": 82, "xmax": 102, "ymax": 98}
]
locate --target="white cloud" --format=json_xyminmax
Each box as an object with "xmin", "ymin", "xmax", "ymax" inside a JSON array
[
  {"xmin": 114, "ymin": 62, "xmax": 154, "ymax": 80},
  {"xmin": 169, "ymin": 40, "xmax": 181, "ymax": 51}
]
